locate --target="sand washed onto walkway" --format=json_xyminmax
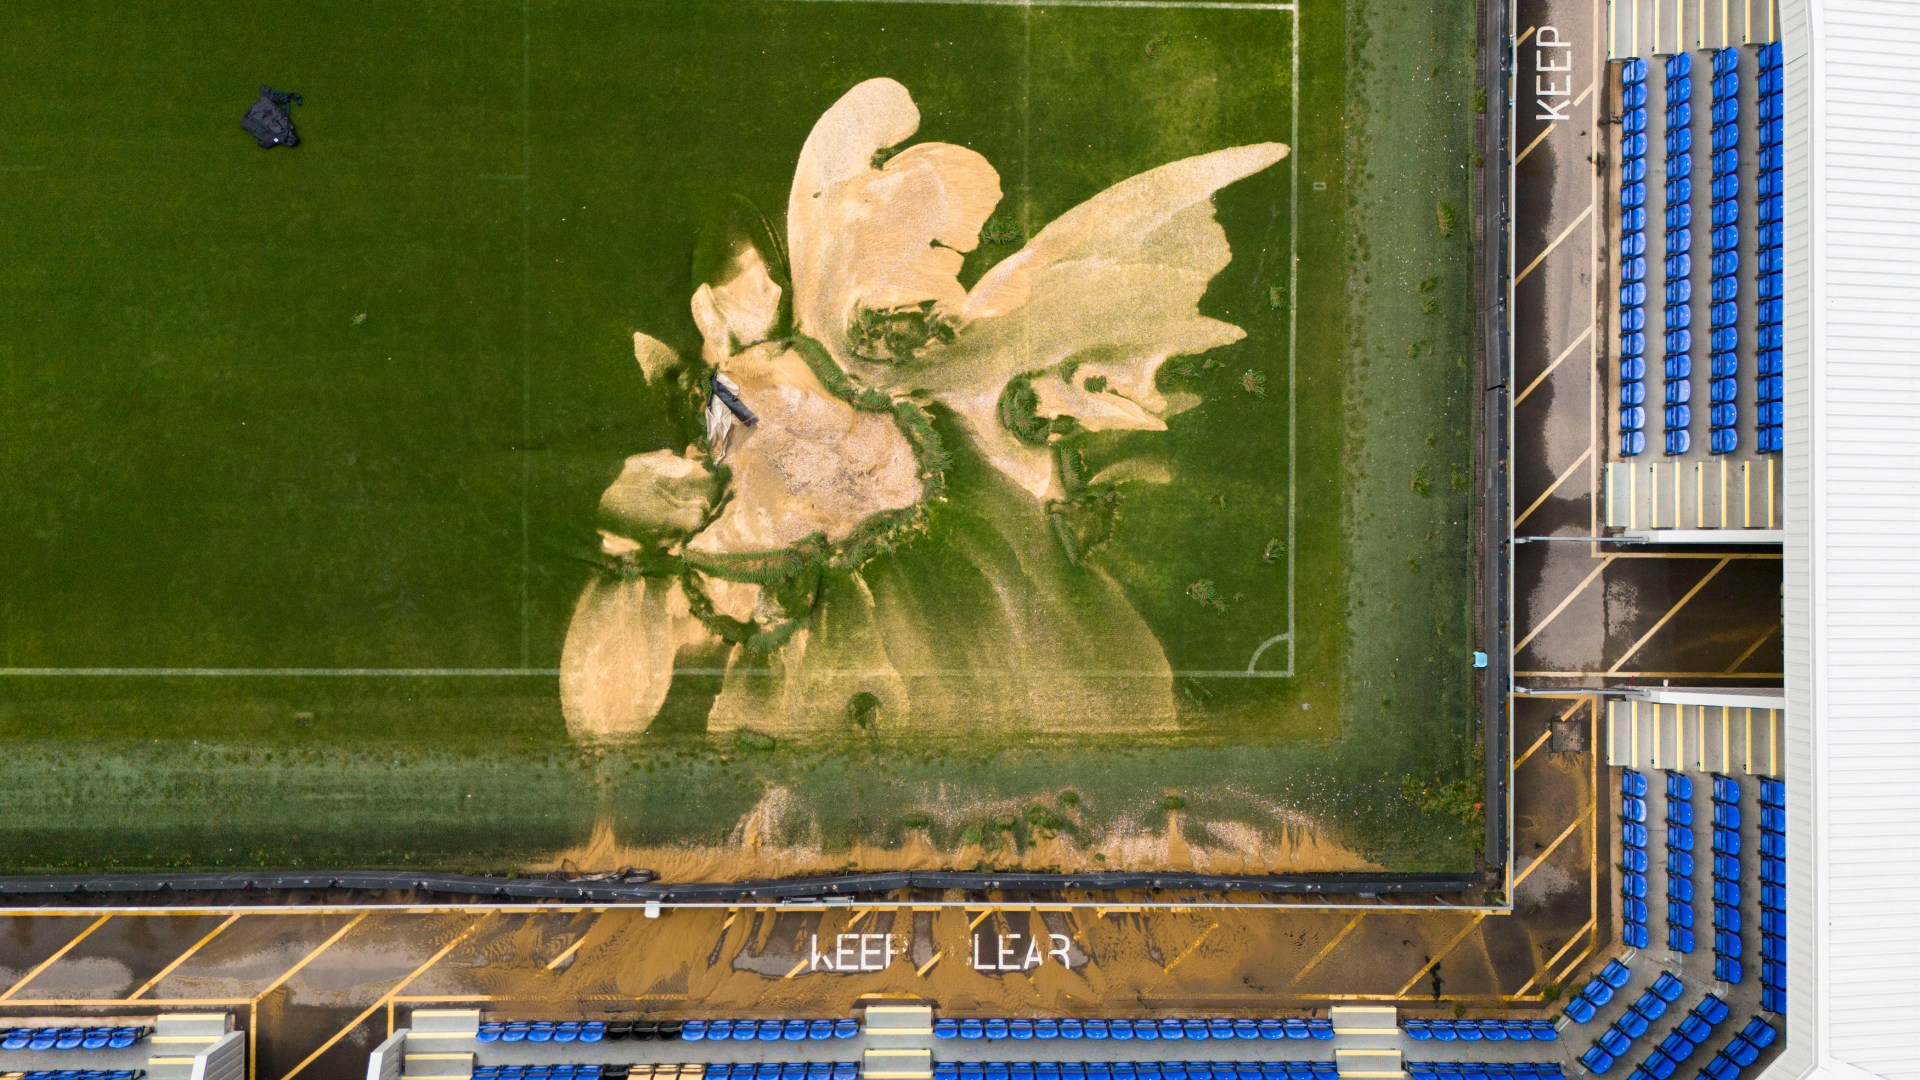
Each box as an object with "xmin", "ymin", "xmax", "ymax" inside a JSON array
[{"xmin": 530, "ymin": 802, "xmax": 1381, "ymax": 882}]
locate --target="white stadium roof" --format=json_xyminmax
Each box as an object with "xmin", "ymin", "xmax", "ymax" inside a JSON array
[{"xmin": 1777, "ymin": 1, "xmax": 1920, "ymax": 1078}]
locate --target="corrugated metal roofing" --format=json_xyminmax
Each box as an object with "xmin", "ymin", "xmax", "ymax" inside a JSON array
[{"xmin": 1777, "ymin": 1, "xmax": 1920, "ymax": 1079}]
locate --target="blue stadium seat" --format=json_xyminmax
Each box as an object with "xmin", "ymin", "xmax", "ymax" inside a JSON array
[
  {"xmin": 1710, "ymin": 327, "xmax": 1738, "ymax": 352},
  {"xmin": 1714, "ymin": 827, "xmax": 1741, "ymax": 854},
  {"xmin": 1709, "ymin": 352, "xmax": 1737, "ymax": 378},
  {"xmin": 1621, "ymin": 430, "xmax": 1647, "ymax": 456},
  {"xmin": 1564, "ymin": 998, "xmax": 1597, "ymax": 1025},
  {"xmin": 1708, "ymin": 377, "xmax": 1737, "ymax": 404},
  {"xmin": 478, "ymin": 1023, "xmax": 505, "ymax": 1044},
  {"xmin": 961, "ymin": 1018, "xmax": 985, "ymax": 1040},
  {"xmin": 1667, "ymin": 824, "xmax": 1694, "ymax": 851},
  {"xmin": 1668, "ymin": 53, "xmax": 1694, "ymax": 79},
  {"xmin": 1717, "ymin": 904, "xmax": 1743, "ymax": 933},
  {"xmin": 1666, "ymin": 800, "xmax": 1694, "ymax": 826},
  {"xmin": 1582, "ymin": 1047, "xmax": 1616, "ymax": 1073},
  {"xmin": 1666, "ymin": 176, "xmax": 1691, "ymax": 203},
  {"xmin": 1664, "ymin": 303, "xmax": 1689, "ymax": 331},
  {"xmin": 1713, "ymin": 853, "xmax": 1741, "ymax": 881},
  {"xmin": 1712, "ymin": 802, "xmax": 1741, "ymax": 829},
  {"xmin": 1624, "ymin": 108, "xmax": 1647, "ymax": 133},
  {"xmin": 1621, "ymin": 407, "xmax": 1646, "ymax": 432},
  {"xmin": 1624, "ymin": 83, "xmax": 1649, "ymax": 108},
  {"xmin": 1709, "ymin": 276, "xmax": 1737, "ymax": 303},
  {"xmin": 1669, "ymin": 899, "xmax": 1695, "ymax": 929},
  {"xmin": 552, "ymin": 1021, "xmax": 580, "ymax": 1043},
  {"xmin": 1624, "ymin": 844, "xmax": 1649, "ymax": 872},
  {"xmin": 784, "ymin": 1020, "xmax": 809, "ymax": 1042},
  {"xmin": 1668, "ymin": 875, "xmax": 1693, "ymax": 903},
  {"xmin": 1670, "ymin": 849, "xmax": 1694, "ymax": 877},
  {"xmin": 1665, "ymin": 253, "xmax": 1691, "ymax": 279},
  {"xmin": 1622, "ymin": 795, "xmax": 1648, "ymax": 822},
  {"xmin": 934, "ymin": 1019, "xmax": 959, "ymax": 1039},
  {"xmin": 1652, "ymin": 972, "xmax": 1684, "ymax": 1001},
  {"xmin": 1663, "ymin": 405, "xmax": 1690, "ymax": 431},
  {"xmin": 1625, "ymin": 57, "xmax": 1649, "ymax": 82},
  {"xmin": 501, "ymin": 1022, "xmax": 530, "ymax": 1043}
]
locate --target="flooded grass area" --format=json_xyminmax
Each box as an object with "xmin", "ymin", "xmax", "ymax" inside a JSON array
[{"xmin": 0, "ymin": 0, "xmax": 1481, "ymax": 876}]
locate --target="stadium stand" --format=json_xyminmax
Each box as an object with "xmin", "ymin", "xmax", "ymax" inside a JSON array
[
  {"xmin": 679, "ymin": 1021, "xmax": 856, "ymax": 1043},
  {"xmin": 1560, "ymin": 959, "xmax": 1633, "ymax": 1025},
  {"xmin": 937, "ymin": 1064, "xmax": 1336, "ymax": 1080},
  {"xmin": 1661, "ymin": 54, "xmax": 1693, "ymax": 454},
  {"xmin": 0, "ymin": 1072, "xmax": 145, "ymax": 1080},
  {"xmin": 1693, "ymin": 1018, "xmax": 1776, "ymax": 1080},
  {"xmin": 1664, "ymin": 772, "xmax": 1697, "ymax": 954},
  {"xmin": 1620, "ymin": 57, "xmax": 1650, "ymax": 455},
  {"xmin": 1620, "ymin": 771, "xmax": 1651, "ymax": 947},
  {"xmin": 1619, "ymin": 993, "xmax": 1728, "ymax": 1080},
  {"xmin": 1578, "ymin": 974, "xmax": 1686, "ymax": 1073},
  {"xmin": 1758, "ymin": 779, "xmax": 1787, "ymax": 1013},
  {"xmin": 0, "ymin": 1028, "xmax": 149, "ymax": 1053},
  {"xmin": 1403, "ymin": 1020, "xmax": 1559, "ymax": 1043},
  {"xmin": 471, "ymin": 1068, "xmax": 860, "ymax": 1080},
  {"xmin": 934, "ymin": 1020, "xmax": 1332, "ymax": 1043},
  {"xmin": 1754, "ymin": 42, "xmax": 1783, "ymax": 453},
  {"xmin": 1406, "ymin": 1065, "xmax": 1565, "ymax": 1080},
  {"xmin": 1709, "ymin": 777, "xmax": 1745, "ymax": 985},
  {"xmin": 1612, "ymin": 43, "xmax": 1788, "ymax": 471}
]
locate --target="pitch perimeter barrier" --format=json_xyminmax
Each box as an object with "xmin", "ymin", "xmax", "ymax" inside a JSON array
[{"xmin": 0, "ymin": 870, "xmax": 1475, "ymax": 906}]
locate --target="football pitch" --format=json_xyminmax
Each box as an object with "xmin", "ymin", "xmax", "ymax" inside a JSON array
[{"xmin": 0, "ymin": 0, "xmax": 1484, "ymax": 878}]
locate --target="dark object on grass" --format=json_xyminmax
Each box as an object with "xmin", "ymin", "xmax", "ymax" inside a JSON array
[
  {"xmin": 709, "ymin": 373, "xmax": 759, "ymax": 426},
  {"xmin": 242, "ymin": 86, "xmax": 303, "ymax": 148}
]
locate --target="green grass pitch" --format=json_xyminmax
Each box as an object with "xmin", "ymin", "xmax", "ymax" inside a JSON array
[{"xmin": 0, "ymin": 0, "xmax": 1483, "ymax": 875}]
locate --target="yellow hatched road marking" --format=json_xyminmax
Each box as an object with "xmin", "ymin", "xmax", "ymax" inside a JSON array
[
  {"xmin": 0, "ymin": 915, "xmax": 111, "ymax": 1001},
  {"xmin": 128, "ymin": 913, "xmax": 243, "ymax": 1001},
  {"xmin": 1514, "ymin": 814, "xmax": 1587, "ymax": 891},
  {"xmin": 1514, "ymin": 727, "xmax": 1555, "ymax": 769},
  {"xmin": 1515, "ymin": 556, "xmax": 1613, "ymax": 653},
  {"xmin": 1290, "ymin": 914, "xmax": 1367, "ymax": 986},
  {"xmin": 254, "ymin": 912, "xmax": 369, "ymax": 1001},
  {"xmin": 1609, "ymin": 558, "xmax": 1732, "ymax": 672},
  {"xmin": 1511, "ymin": 917, "xmax": 1596, "ymax": 997},
  {"xmin": 1162, "ymin": 922, "xmax": 1218, "ymax": 974},
  {"xmin": 281, "ymin": 913, "xmax": 493, "ymax": 1080},
  {"xmin": 1394, "ymin": 913, "xmax": 1488, "ymax": 997}
]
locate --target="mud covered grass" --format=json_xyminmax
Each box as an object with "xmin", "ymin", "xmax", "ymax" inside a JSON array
[{"xmin": 0, "ymin": 0, "xmax": 1481, "ymax": 874}]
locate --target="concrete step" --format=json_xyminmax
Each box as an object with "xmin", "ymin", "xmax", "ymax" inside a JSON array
[
  {"xmin": 404, "ymin": 1048, "xmax": 476, "ymax": 1079},
  {"xmin": 1335, "ymin": 1048, "xmax": 1405, "ymax": 1080},
  {"xmin": 409, "ymin": 1008, "xmax": 482, "ymax": 1040},
  {"xmin": 1331, "ymin": 1006, "xmax": 1401, "ymax": 1036},
  {"xmin": 864, "ymin": 1004, "xmax": 933, "ymax": 1038},
  {"xmin": 1607, "ymin": 698, "xmax": 1782, "ymax": 774},
  {"xmin": 154, "ymin": 1011, "xmax": 232, "ymax": 1042},
  {"xmin": 865, "ymin": 1048, "xmax": 933, "ymax": 1080}
]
